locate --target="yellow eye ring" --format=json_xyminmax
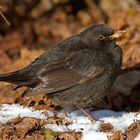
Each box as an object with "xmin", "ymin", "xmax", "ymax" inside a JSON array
[{"xmin": 98, "ymin": 34, "xmax": 105, "ymax": 40}]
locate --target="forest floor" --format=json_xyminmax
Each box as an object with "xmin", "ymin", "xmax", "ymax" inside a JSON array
[{"xmin": 0, "ymin": 0, "xmax": 140, "ymax": 139}]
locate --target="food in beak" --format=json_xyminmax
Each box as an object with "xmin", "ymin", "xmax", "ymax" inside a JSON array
[{"xmin": 110, "ymin": 30, "xmax": 126, "ymax": 39}]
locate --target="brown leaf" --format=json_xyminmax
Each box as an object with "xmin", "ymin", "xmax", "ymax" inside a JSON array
[
  {"xmin": 14, "ymin": 117, "xmax": 44, "ymax": 138},
  {"xmin": 20, "ymin": 93, "xmax": 55, "ymax": 109},
  {"xmin": 1, "ymin": 48, "xmax": 44, "ymax": 73},
  {"xmin": 25, "ymin": 133, "xmax": 45, "ymax": 140},
  {"xmin": 0, "ymin": 85, "xmax": 27, "ymax": 104},
  {"xmin": 123, "ymin": 44, "xmax": 140, "ymax": 69},
  {"xmin": 0, "ymin": 50, "xmax": 11, "ymax": 70},
  {"xmin": 108, "ymin": 131, "xmax": 123, "ymax": 140},
  {"xmin": 0, "ymin": 32, "xmax": 22, "ymax": 52},
  {"xmin": 45, "ymin": 116, "xmax": 71, "ymax": 126},
  {"xmin": 126, "ymin": 121, "xmax": 140, "ymax": 140},
  {"xmin": 100, "ymin": 122, "xmax": 114, "ymax": 132},
  {"xmin": 57, "ymin": 131, "xmax": 82, "ymax": 140},
  {"xmin": 0, "ymin": 117, "xmax": 45, "ymax": 140}
]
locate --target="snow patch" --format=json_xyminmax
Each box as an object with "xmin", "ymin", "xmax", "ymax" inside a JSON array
[
  {"xmin": 0, "ymin": 104, "xmax": 140, "ymax": 140},
  {"xmin": 0, "ymin": 104, "xmax": 47, "ymax": 123}
]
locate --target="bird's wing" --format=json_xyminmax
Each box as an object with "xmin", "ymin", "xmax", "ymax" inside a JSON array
[
  {"xmin": 31, "ymin": 48, "xmax": 105, "ymax": 94},
  {"xmin": 35, "ymin": 59, "xmax": 83, "ymax": 93}
]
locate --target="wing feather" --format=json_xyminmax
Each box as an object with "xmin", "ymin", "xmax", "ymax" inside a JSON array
[{"xmin": 25, "ymin": 39, "xmax": 105, "ymax": 96}]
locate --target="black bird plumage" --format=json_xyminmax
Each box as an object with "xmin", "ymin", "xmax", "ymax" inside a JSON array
[{"xmin": 0, "ymin": 24, "xmax": 122, "ymax": 108}]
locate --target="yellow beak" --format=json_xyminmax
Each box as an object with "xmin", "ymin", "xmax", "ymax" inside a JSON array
[{"xmin": 110, "ymin": 30, "xmax": 126, "ymax": 39}]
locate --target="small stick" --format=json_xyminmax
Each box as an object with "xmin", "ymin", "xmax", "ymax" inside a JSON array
[{"xmin": 0, "ymin": 10, "xmax": 10, "ymax": 26}]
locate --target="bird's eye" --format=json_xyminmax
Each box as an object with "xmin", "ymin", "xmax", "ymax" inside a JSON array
[{"xmin": 98, "ymin": 34, "xmax": 105, "ymax": 40}]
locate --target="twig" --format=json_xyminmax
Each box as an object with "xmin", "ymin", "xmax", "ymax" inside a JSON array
[{"xmin": 0, "ymin": 10, "xmax": 10, "ymax": 26}]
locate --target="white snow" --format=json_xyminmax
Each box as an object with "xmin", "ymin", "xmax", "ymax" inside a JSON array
[
  {"xmin": 0, "ymin": 104, "xmax": 48, "ymax": 123},
  {"xmin": 100, "ymin": 112, "xmax": 140, "ymax": 133},
  {"xmin": 0, "ymin": 104, "xmax": 140, "ymax": 140},
  {"xmin": 82, "ymin": 131, "xmax": 110, "ymax": 140}
]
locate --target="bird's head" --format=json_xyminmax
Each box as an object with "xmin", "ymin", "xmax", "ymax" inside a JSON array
[{"xmin": 79, "ymin": 24, "xmax": 126, "ymax": 50}]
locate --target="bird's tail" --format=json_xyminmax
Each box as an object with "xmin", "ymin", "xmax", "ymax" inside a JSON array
[{"xmin": 0, "ymin": 70, "xmax": 38, "ymax": 88}]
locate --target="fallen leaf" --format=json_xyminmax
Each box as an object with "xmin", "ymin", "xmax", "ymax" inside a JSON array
[
  {"xmin": 100, "ymin": 122, "xmax": 114, "ymax": 132},
  {"xmin": 108, "ymin": 131, "xmax": 123, "ymax": 140},
  {"xmin": 126, "ymin": 121, "xmax": 140, "ymax": 140},
  {"xmin": 57, "ymin": 131, "xmax": 82, "ymax": 140},
  {"xmin": 14, "ymin": 117, "xmax": 44, "ymax": 138}
]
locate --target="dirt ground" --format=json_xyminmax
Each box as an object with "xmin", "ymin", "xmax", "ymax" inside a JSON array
[{"xmin": 0, "ymin": 0, "xmax": 140, "ymax": 139}]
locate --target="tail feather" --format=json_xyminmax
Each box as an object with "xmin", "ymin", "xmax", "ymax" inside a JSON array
[{"xmin": 0, "ymin": 70, "xmax": 39, "ymax": 88}]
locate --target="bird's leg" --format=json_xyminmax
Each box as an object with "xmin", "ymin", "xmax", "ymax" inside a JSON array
[{"xmin": 79, "ymin": 107, "xmax": 96, "ymax": 123}]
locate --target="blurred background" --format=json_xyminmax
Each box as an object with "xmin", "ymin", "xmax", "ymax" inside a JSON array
[{"xmin": 0, "ymin": 0, "xmax": 140, "ymax": 111}]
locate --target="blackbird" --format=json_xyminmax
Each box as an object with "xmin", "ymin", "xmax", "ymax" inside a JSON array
[{"xmin": 0, "ymin": 24, "xmax": 125, "ymax": 108}]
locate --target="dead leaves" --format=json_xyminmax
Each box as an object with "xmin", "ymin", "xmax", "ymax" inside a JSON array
[
  {"xmin": 0, "ymin": 47, "xmax": 44, "ymax": 74},
  {"xmin": 102, "ymin": 0, "xmax": 140, "ymax": 70},
  {"xmin": 126, "ymin": 121, "xmax": 140, "ymax": 140},
  {"xmin": 0, "ymin": 85, "xmax": 27, "ymax": 104},
  {"xmin": 0, "ymin": 32, "xmax": 22, "ymax": 53},
  {"xmin": 14, "ymin": 118, "xmax": 44, "ymax": 138},
  {"xmin": 99, "ymin": 121, "xmax": 140, "ymax": 140},
  {"xmin": 0, "ymin": 117, "xmax": 44, "ymax": 140},
  {"xmin": 0, "ymin": 115, "xmax": 81, "ymax": 140},
  {"xmin": 99, "ymin": 122, "xmax": 123, "ymax": 140},
  {"xmin": 43, "ymin": 129, "xmax": 82, "ymax": 140},
  {"xmin": 108, "ymin": 131, "xmax": 123, "ymax": 140},
  {"xmin": 123, "ymin": 44, "xmax": 140, "ymax": 69},
  {"xmin": 100, "ymin": 122, "xmax": 114, "ymax": 132},
  {"xmin": 57, "ymin": 131, "xmax": 82, "ymax": 140}
]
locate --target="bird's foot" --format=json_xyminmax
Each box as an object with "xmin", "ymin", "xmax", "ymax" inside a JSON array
[{"xmin": 79, "ymin": 107, "xmax": 96, "ymax": 123}]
